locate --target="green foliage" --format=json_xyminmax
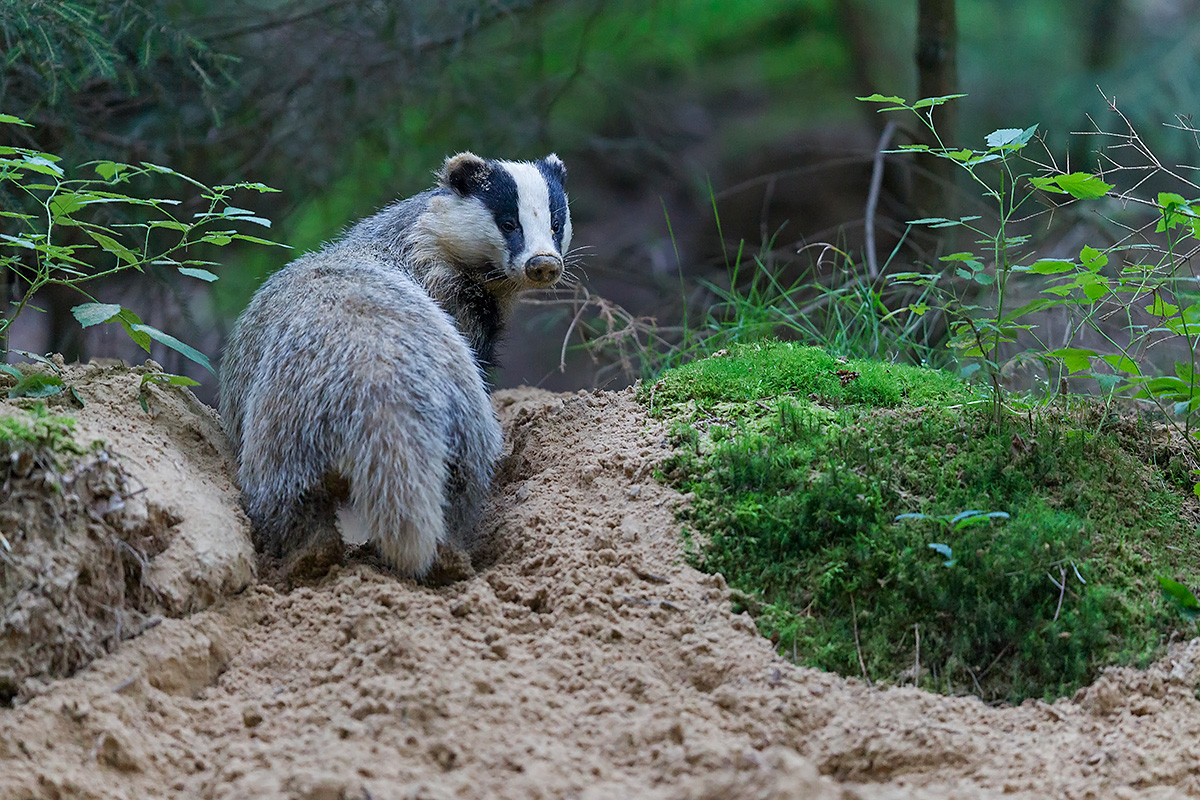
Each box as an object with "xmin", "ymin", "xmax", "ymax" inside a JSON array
[
  {"xmin": 0, "ymin": 114, "xmax": 283, "ymax": 376},
  {"xmin": 858, "ymin": 93, "xmax": 1200, "ymax": 496},
  {"xmin": 651, "ymin": 341, "xmax": 1197, "ymax": 703},
  {"xmin": 640, "ymin": 339, "xmax": 969, "ymax": 410}
]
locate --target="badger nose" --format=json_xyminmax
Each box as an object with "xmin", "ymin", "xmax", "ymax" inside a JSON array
[{"xmin": 524, "ymin": 255, "xmax": 563, "ymax": 286}]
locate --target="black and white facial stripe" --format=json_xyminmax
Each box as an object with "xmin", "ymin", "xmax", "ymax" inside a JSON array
[{"xmin": 440, "ymin": 153, "xmax": 571, "ymax": 287}]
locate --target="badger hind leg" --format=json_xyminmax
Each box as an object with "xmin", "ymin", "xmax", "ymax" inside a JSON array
[
  {"xmin": 238, "ymin": 405, "xmax": 339, "ymax": 559},
  {"xmin": 343, "ymin": 407, "xmax": 449, "ymax": 577},
  {"xmin": 243, "ymin": 486, "xmax": 338, "ymax": 558},
  {"xmin": 442, "ymin": 394, "xmax": 504, "ymax": 552}
]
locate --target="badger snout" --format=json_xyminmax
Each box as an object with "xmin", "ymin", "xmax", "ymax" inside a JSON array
[{"xmin": 524, "ymin": 255, "xmax": 563, "ymax": 286}]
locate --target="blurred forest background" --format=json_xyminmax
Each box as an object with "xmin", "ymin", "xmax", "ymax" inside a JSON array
[{"xmin": 3, "ymin": 0, "xmax": 1200, "ymax": 401}]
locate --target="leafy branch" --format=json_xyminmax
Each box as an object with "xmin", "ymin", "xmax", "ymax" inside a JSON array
[{"xmin": 1, "ymin": 113, "xmax": 286, "ymax": 377}]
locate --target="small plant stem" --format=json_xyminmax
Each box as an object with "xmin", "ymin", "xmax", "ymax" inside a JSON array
[
  {"xmin": 849, "ymin": 593, "xmax": 871, "ymax": 687},
  {"xmin": 913, "ymin": 623, "xmax": 920, "ymax": 687},
  {"xmin": 1052, "ymin": 565, "xmax": 1067, "ymax": 622}
]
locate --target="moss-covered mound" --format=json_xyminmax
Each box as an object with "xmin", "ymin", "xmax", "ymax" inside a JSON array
[
  {"xmin": 641, "ymin": 340, "xmax": 1200, "ymax": 703},
  {"xmin": 0, "ymin": 404, "xmax": 159, "ymax": 704}
]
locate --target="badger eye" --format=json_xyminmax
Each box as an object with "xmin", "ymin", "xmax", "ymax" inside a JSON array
[
  {"xmin": 551, "ymin": 220, "xmax": 561, "ymax": 233},
  {"xmin": 500, "ymin": 219, "xmax": 518, "ymax": 233}
]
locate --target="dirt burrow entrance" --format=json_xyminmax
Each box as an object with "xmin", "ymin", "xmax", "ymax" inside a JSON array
[{"xmin": 1, "ymin": 382, "xmax": 1199, "ymax": 799}]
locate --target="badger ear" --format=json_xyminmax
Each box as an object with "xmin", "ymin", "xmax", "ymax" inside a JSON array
[
  {"xmin": 438, "ymin": 152, "xmax": 490, "ymax": 197},
  {"xmin": 542, "ymin": 153, "xmax": 567, "ymax": 188}
]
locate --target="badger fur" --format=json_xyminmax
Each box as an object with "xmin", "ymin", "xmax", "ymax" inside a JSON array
[{"xmin": 219, "ymin": 152, "xmax": 571, "ymax": 576}]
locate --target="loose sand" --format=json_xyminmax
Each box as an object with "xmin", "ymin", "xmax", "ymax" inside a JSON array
[{"xmin": 2, "ymin": 373, "xmax": 1200, "ymax": 799}]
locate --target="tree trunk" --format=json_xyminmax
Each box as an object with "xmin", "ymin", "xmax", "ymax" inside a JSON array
[{"xmin": 914, "ymin": 0, "xmax": 957, "ymax": 218}]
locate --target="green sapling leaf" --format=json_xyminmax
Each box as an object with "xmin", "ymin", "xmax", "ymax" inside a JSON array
[
  {"xmin": 1145, "ymin": 297, "xmax": 1180, "ymax": 317},
  {"xmin": 1054, "ymin": 173, "xmax": 1112, "ymax": 199},
  {"xmin": 116, "ymin": 309, "xmax": 153, "ymax": 352},
  {"xmin": 140, "ymin": 372, "xmax": 201, "ymax": 388},
  {"xmin": 912, "ymin": 94, "xmax": 968, "ymax": 109},
  {"xmin": 1048, "ymin": 347, "xmax": 1097, "ymax": 374},
  {"xmin": 86, "ymin": 231, "xmax": 139, "ymax": 265},
  {"xmin": 1157, "ymin": 576, "xmax": 1200, "ymax": 618},
  {"xmin": 1079, "ymin": 245, "xmax": 1109, "ymax": 271},
  {"xmin": 1028, "ymin": 259, "xmax": 1075, "ymax": 275},
  {"xmin": 927, "ymin": 543, "xmax": 956, "ymax": 567},
  {"xmin": 1101, "ymin": 354, "xmax": 1141, "ymax": 376},
  {"xmin": 177, "ymin": 267, "xmax": 218, "ymax": 282},
  {"xmin": 984, "ymin": 125, "xmax": 1039, "ymax": 150},
  {"xmin": 130, "ymin": 323, "xmax": 213, "ymax": 374},
  {"xmin": 8, "ymin": 372, "xmax": 64, "ymax": 399},
  {"xmin": 72, "ymin": 302, "xmax": 122, "ymax": 327}
]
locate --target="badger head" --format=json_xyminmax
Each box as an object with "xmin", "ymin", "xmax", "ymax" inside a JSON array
[{"xmin": 432, "ymin": 152, "xmax": 571, "ymax": 290}]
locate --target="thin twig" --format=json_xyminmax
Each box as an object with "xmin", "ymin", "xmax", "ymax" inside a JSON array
[
  {"xmin": 849, "ymin": 594, "xmax": 871, "ymax": 687},
  {"xmin": 865, "ymin": 120, "xmax": 897, "ymax": 280},
  {"xmin": 913, "ymin": 622, "xmax": 920, "ymax": 687},
  {"xmin": 1053, "ymin": 565, "xmax": 1067, "ymax": 622}
]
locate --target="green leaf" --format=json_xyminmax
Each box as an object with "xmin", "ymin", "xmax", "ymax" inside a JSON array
[
  {"xmin": 985, "ymin": 125, "xmax": 1038, "ymax": 150},
  {"xmin": 1076, "ymin": 273, "xmax": 1110, "ymax": 301},
  {"xmin": 1080, "ymin": 245, "xmax": 1108, "ymax": 271},
  {"xmin": 1158, "ymin": 191, "xmax": 1188, "ymax": 207},
  {"xmin": 116, "ymin": 309, "xmax": 152, "ymax": 352},
  {"xmin": 140, "ymin": 372, "xmax": 201, "ymax": 388},
  {"xmin": 49, "ymin": 192, "xmax": 85, "ymax": 218},
  {"xmin": 1048, "ymin": 347, "xmax": 1097, "ymax": 374},
  {"xmin": 1156, "ymin": 191, "xmax": 1196, "ymax": 232},
  {"xmin": 1054, "ymin": 172, "xmax": 1113, "ymax": 199},
  {"xmin": 0, "ymin": 114, "xmax": 33, "ymax": 127},
  {"xmin": 985, "ymin": 128, "xmax": 1024, "ymax": 148},
  {"xmin": 1101, "ymin": 354, "xmax": 1141, "ymax": 376},
  {"xmin": 19, "ymin": 155, "xmax": 63, "ymax": 177},
  {"xmin": 178, "ymin": 267, "xmax": 218, "ymax": 282},
  {"xmin": 1030, "ymin": 176, "xmax": 1066, "ymax": 194},
  {"xmin": 1145, "ymin": 296, "xmax": 1180, "ymax": 317},
  {"xmin": 231, "ymin": 233, "xmax": 289, "ymax": 248},
  {"xmin": 1158, "ymin": 576, "xmax": 1200, "ymax": 618},
  {"xmin": 131, "ymin": 324, "xmax": 213, "ymax": 374},
  {"xmin": 927, "ymin": 542, "xmax": 956, "ymax": 567},
  {"xmin": 86, "ymin": 231, "xmax": 139, "ymax": 265},
  {"xmin": 71, "ymin": 302, "xmax": 122, "ymax": 327},
  {"xmin": 856, "ymin": 94, "xmax": 908, "ymax": 105},
  {"xmin": 1028, "ymin": 259, "xmax": 1075, "ymax": 275},
  {"xmin": 229, "ymin": 181, "xmax": 279, "ymax": 193},
  {"xmin": 912, "ymin": 93, "xmax": 967, "ymax": 109},
  {"xmin": 931, "ymin": 215, "xmax": 981, "ymax": 228},
  {"xmin": 8, "ymin": 372, "xmax": 64, "ymax": 399}
]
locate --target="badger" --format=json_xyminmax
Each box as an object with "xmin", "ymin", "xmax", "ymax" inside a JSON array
[{"xmin": 219, "ymin": 152, "xmax": 572, "ymax": 576}]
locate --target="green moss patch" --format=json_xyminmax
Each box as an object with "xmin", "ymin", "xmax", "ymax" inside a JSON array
[
  {"xmin": 0, "ymin": 403, "xmax": 89, "ymax": 466},
  {"xmin": 646, "ymin": 340, "xmax": 1200, "ymax": 703}
]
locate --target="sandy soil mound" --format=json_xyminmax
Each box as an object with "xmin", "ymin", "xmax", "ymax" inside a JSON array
[
  {"xmin": 2, "ymin": 382, "xmax": 1200, "ymax": 798},
  {"xmin": 0, "ymin": 361, "xmax": 253, "ymax": 703}
]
